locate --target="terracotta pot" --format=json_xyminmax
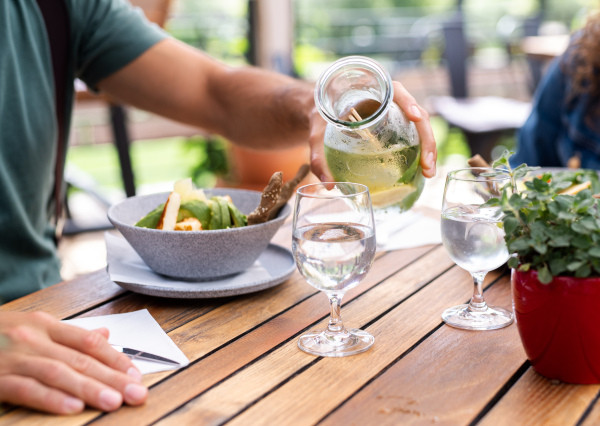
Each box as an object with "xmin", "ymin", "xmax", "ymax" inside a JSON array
[
  {"xmin": 219, "ymin": 144, "xmax": 316, "ymax": 191},
  {"xmin": 512, "ymin": 268, "xmax": 600, "ymax": 384}
]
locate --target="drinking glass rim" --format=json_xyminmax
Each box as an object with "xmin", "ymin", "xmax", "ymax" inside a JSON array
[
  {"xmin": 447, "ymin": 167, "xmax": 511, "ymax": 183},
  {"xmin": 296, "ymin": 182, "xmax": 370, "ymax": 199}
]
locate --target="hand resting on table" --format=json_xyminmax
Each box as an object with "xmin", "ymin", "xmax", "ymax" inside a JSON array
[{"xmin": 0, "ymin": 311, "xmax": 147, "ymax": 414}]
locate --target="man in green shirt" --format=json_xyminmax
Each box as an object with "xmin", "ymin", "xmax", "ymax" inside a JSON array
[{"xmin": 0, "ymin": 0, "xmax": 437, "ymax": 415}]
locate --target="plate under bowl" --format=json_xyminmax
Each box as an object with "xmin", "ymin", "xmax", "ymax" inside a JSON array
[{"xmin": 107, "ymin": 188, "xmax": 290, "ymax": 280}]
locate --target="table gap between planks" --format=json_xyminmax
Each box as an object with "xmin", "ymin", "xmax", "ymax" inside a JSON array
[{"xmin": 1, "ymin": 219, "xmax": 600, "ymax": 426}]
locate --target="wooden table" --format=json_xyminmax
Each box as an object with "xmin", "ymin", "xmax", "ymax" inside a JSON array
[
  {"xmin": 521, "ymin": 34, "xmax": 570, "ymax": 62},
  {"xmin": 2, "ymin": 214, "xmax": 600, "ymax": 425}
]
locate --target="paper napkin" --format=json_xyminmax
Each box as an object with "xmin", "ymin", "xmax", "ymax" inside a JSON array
[
  {"xmin": 376, "ymin": 212, "xmax": 442, "ymax": 252},
  {"xmin": 63, "ymin": 309, "xmax": 189, "ymax": 375}
]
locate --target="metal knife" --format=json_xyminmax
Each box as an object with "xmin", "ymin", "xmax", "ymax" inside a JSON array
[{"xmin": 111, "ymin": 344, "xmax": 181, "ymax": 366}]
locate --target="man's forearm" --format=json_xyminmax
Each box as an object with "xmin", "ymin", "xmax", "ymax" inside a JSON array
[
  {"xmin": 98, "ymin": 39, "xmax": 314, "ymax": 150},
  {"xmin": 207, "ymin": 66, "xmax": 314, "ymax": 149}
]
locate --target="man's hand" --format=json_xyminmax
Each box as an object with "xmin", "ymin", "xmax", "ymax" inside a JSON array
[
  {"xmin": 0, "ymin": 312, "xmax": 147, "ymax": 414},
  {"xmin": 309, "ymin": 81, "xmax": 437, "ymax": 182},
  {"xmin": 392, "ymin": 81, "xmax": 437, "ymax": 178}
]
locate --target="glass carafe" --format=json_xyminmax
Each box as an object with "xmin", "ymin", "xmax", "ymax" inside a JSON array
[{"xmin": 315, "ymin": 56, "xmax": 424, "ymax": 214}]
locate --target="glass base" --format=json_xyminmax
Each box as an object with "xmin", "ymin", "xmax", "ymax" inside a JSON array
[
  {"xmin": 442, "ymin": 304, "xmax": 514, "ymax": 330},
  {"xmin": 298, "ymin": 328, "xmax": 374, "ymax": 357}
]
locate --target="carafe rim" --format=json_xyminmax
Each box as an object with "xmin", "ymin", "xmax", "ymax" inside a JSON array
[{"xmin": 314, "ymin": 56, "xmax": 393, "ymax": 130}]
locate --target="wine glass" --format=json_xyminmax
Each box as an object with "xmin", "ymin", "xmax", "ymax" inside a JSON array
[
  {"xmin": 440, "ymin": 168, "xmax": 513, "ymax": 330},
  {"xmin": 292, "ymin": 182, "xmax": 376, "ymax": 357}
]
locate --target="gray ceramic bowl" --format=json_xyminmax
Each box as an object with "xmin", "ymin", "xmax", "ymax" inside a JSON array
[{"xmin": 107, "ymin": 188, "xmax": 290, "ymax": 280}]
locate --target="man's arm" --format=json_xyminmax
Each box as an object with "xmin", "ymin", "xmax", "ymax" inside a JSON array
[
  {"xmin": 98, "ymin": 39, "xmax": 313, "ymax": 150},
  {"xmin": 98, "ymin": 38, "xmax": 436, "ymax": 179}
]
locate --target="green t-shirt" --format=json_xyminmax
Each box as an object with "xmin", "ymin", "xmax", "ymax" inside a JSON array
[{"xmin": 0, "ymin": 0, "xmax": 167, "ymax": 303}]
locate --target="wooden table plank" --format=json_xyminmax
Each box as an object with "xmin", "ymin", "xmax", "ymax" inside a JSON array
[
  {"xmin": 580, "ymin": 394, "xmax": 600, "ymax": 425},
  {"xmin": 162, "ymin": 266, "xmax": 503, "ymax": 426},
  {"xmin": 224, "ymin": 268, "xmax": 505, "ymax": 426},
  {"xmin": 153, "ymin": 247, "xmax": 459, "ymax": 426},
  {"xmin": 0, "ymin": 270, "xmax": 124, "ymax": 317},
  {"xmin": 479, "ymin": 368, "xmax": 600, "ymax": 426},
  {"xmin": 0, "ymin": 271, "xmax": 321, "ymax": 426},
  {"xmin": 320, "ymin": 277, "xmax": 525, "ymax": 425},
  {"xmin": 0, "ymin": 246, "xmax": 437, "ymax": 426},
  {"xmin": 86, "ymin": 246, "xmax": 445, "ymax": 426},
  {"xmin": 0, "ymin": 222, "xmax": 296, "ymax": 425},
  {"xmin": 76, "ymin": 292, "xmax": 223, "ymax": 333}
]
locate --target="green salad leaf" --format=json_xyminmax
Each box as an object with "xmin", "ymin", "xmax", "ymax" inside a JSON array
[{"xmin": 135, "ymin": 195, "xmax": 247, "ymax": 231}]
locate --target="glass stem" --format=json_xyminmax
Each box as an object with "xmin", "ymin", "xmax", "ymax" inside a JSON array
[
  {"xmin": 468, "ymin": 272, "xmax": 488, "ymax": 312},
  {"xmin": 326, "ymin": 293, "xmax": 346, "ymax": 334}
]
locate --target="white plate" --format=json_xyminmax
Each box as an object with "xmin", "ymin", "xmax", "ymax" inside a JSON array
[{"xmin": 106, "ymin": 233, "xmax": 295, "ymax": 298}]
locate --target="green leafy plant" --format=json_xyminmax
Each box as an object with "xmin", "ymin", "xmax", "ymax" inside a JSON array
[
  {"xmin": 185, "ymin": 135, "xmax": 229, "ymax": 188},
  {"xmin": 483, "ymin": 151, "xmax": 600, "ymax": 284}
]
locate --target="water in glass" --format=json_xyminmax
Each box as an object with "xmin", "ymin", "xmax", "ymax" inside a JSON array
[
  {"xmin": 293, "ymin": 222, "xmax": 376, "ymax": 293},
  {"xmin": 441, "ymin": 204, "xmax": 509, "ymax": 273}
]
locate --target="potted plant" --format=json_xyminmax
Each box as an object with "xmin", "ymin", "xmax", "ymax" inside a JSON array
[{"xmin": 485, "ymin": 152, "xmax": 600, "ymax": 384}]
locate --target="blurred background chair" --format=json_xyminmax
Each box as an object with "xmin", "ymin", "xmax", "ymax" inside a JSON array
[{"xmin": 430, "ymin": 10, "xmax": 532, "ymax": 162}]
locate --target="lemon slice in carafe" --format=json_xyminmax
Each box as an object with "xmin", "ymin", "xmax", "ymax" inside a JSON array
[{"xmin": 370, "ymin": 185, "xmax": 416, "ymax": 208}]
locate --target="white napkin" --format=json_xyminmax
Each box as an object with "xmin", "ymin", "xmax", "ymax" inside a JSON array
[
  {"xmin": 376, "ymin": 212, "xmax": 442, "ymax": 252},
  {"xmin": 105, "ymin": 233, "xmax": 272, "ymax": 290},
  {"xmin": 63, "ymin": 310, "xmax": 189, "ymax": 375}
]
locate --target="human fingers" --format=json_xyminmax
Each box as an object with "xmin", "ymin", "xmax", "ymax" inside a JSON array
[
  {"xmin": 392, "ymin": 81, "xmax": 423, "ymax": 122},
  {"xmin": 8, "ymin": 352, "xmax": 146, "ymax": 412},
  {"xmin": 392, "ymin": 82, "xmax": 437, "ymax": 177},
  {"xmin": 34, "ymin": 340, "xmax": 147, "ymax": 407},
  {"xmin": 48, "ymin": 321, "xmax": 141, "ymax": 380},
  {"xmin": 93, "ymin": 327, "xmax": 110, "ymax": 339},
  {"xmin": 412, "ymin": 105, "xmax": 437, "ymax": 178},
  {"xmin": 0, "ymin": 375, "xmax": 84, "ymax": 415},
  {"xmin": 308, "ymin": 108, "xmax": 334, "ymax": 183},
  {"xmin": 5, "ymin": 319, "xmax": 147, "ymax": 408}
]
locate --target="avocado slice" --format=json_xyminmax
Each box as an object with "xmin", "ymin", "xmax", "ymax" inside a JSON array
[
  {"xmin": 180, "ymin": 200, "xmax": 212, "ymax": 229},
  {"xmin": 208, "ymin": 199, "xmax": 223, "ymax": 230},
  {"xmin": 213, "ymin": 196, "xmax": 231, "ymax": 228},
  {"xmin": 227, "ymin": 201, "xmax": 247, "ymax": 227},
  {"xmin": 177, "ymin": 208, "xmax": 193, "ymax": 222},
  {"xmin": 135, "ymin": 203, "xmax": 165, "ymax": 229}
]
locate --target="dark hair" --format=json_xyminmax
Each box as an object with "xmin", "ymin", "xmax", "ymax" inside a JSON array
[{"xmin": 565, "ymin": 11, "xmax": 600, "ymax": 128}]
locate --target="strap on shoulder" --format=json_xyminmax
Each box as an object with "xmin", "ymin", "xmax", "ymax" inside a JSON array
[{"xmin": 35, "ymin": 0, "xmax": 70, "ymax": 242}]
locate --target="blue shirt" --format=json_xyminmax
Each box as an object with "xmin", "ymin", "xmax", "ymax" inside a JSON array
[{"xmin": 513, "ymin": 50, "xmax": 600, "ymax": 169}]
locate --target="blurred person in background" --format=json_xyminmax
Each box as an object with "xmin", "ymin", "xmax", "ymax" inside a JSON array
[
  {"xmin": 513, "ymin": 11, "xmax": 600, "ymax": 169},
  {"xmin": 0, "ymin": 0, "xmax": 436, "ymax": 416}
]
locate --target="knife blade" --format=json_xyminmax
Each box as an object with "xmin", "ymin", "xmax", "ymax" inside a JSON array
[{"xmin": 111, "ymin": 344, "xmax": 180, "ymax": 366}]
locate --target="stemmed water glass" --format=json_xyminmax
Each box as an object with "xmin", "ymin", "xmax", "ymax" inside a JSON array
[
  {"xmin": 292, "ymin": 182, "xmax": 376, "ymax": 357},
  {"xmin": 440, "ymin": 168, "xmax": 514, "ymax": 330}
]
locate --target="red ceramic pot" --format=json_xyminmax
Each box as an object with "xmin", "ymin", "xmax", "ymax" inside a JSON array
[{"xmin": 512, "ymin": 269, "xmax": 600, "ymax": 384}]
